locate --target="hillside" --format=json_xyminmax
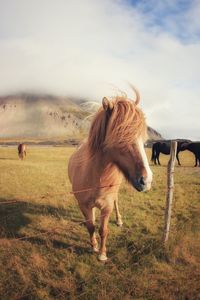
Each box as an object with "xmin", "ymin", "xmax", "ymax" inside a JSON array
[{"xmin": 0, "ymin": 94, "xmax": 162, "ymax": 141}]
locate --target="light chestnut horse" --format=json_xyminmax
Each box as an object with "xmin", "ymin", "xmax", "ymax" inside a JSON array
[
  {"xmin": 18, "ymin": 143, "xmax": 27, "ymax": 160},
  {"xmin": 68, "ymin": 87, "xmax": 152, "ymax": 261}
]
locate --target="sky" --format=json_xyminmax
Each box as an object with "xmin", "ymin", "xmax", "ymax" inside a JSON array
[{"xmin": 0, "ymin": 0, "xmax": 200, "ymax": 139}]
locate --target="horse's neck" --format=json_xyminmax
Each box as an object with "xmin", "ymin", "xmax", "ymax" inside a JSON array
[
  {"xmin": 90, "ymin": 149, "xmax": 122, "ymax": 186},
  {"xmin": 100, "ymin": 161, "xmax": 122, "ymax": 186}
]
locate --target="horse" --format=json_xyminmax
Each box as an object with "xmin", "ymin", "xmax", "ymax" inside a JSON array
[
  {"xmin": 180, "ymin": 142, "xmax": 200, "ymax": 167},
  {"xmin": 151, "ymin": 141, "xmax": 187, "ymax": 166},
  {"xmin": 68, "ymin": 87, "xmax": 153, "ymax": 261},
  {"xmin": 18, "ymin": 143, "xmax": 27, "ymax": 160}
]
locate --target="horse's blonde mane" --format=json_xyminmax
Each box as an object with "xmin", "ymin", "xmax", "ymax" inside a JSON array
[{"xmin": 88, "ymin": 94, "xmax": 146, "ymax": 154}]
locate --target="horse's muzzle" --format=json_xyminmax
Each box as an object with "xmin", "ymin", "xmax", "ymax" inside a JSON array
[{"xmin": 132, "ymin": 176, "xmax": 152, "ymax": 192}]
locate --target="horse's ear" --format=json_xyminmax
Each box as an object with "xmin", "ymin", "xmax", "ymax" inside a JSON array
[{"xmin": 102, "ymin": 97, "xmax": 113, "ymax": 112}]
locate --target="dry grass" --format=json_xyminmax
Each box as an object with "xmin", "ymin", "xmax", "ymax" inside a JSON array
[{"xmin": 0, "ymin": 146, "xmax": 200, "ymax": 299}]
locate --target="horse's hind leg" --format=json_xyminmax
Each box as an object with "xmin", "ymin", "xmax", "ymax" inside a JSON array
[
  {"xmin": 92, "ymin": 207, "xmax": 96, "ymax": 224},
  {"xmin": 157, "ymin": 154, "xmax": 161, "ymax": 165},
  {"xmin": 80, "ymin": 205, "xmax": 99, "ymax": 253},
  {"xmin": 114, "ymin": 195, "xmax": 123, "ymax": 226}
]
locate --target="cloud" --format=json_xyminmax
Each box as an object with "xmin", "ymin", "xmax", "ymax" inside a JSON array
[{"xmin": 0, "ymin": 0, "xmax": 200, "ymax": 139}]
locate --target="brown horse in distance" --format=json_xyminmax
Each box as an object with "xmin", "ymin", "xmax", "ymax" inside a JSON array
[
  {"xmin": 18, "ymin": 143, "xmax": 27, "ymax": 160},
  {"xmin": 68, "ymin": 87, "xmax": 153, "ymax": 261},
  {"xmin": 180, "ymin": 142, "xmax": 200, "ymax": 166}
]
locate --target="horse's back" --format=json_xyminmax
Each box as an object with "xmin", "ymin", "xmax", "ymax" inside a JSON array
[
  {"xmin": 68, "ymin": 142, "xmax": 88, "ymax": 185},
  {"xmin": 152, "ymin": 142, "xmax": 170, "ymax": 154},
  {"xmin": 155, "ymin": 142, "xmax": 169, "ymax": 155}
]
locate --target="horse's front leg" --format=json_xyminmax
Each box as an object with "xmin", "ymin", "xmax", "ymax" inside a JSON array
[
  {"xmin": 194, "ymin": 155, "xmax": 198, "ymax": 167},
  {"xmin": 114, "ymin": 195, "xmax": 123, "ymax": 226},
  {"xmin": 176, "ymin": 152, "xmax": 181, "ymax": 166},
  {"xmin": 80, "ymin": 205, "xmax": 99, "ymax": 253},
  {"xmin": 98, "ymin": 205, "xmax": 113, "ymax": 261}
]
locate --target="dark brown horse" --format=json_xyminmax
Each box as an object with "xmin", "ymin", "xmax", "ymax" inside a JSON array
[
  {"xmin": 18, "ymin": 143, "xmax": 27, "ymax": 160},
  {"xmin": 180, "ymin": 142, "xmax": 200, "ymax": 167},
  {"xmin": 151, "ymin": 141, "xmax": 188, "ymax": 166}
]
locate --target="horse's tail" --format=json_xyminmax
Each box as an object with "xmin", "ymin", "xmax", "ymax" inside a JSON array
[
  {"xmin": 151, "ymin": 143, "xmax": 156, "ymax": 162},
  {"xmin": 18, "ymin": 145, "xmax": 21, "ymax": 158},
  {"xmin": 18, "ymin": 144, "xmax": 25, "ymax": 160}
]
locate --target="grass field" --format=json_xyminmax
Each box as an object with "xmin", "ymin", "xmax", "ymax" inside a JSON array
[{"xmin": 0, "ymin": 146, "xmax": 200, "ymax": 300}]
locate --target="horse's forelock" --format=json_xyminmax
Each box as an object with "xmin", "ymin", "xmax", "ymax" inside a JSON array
[
  {"xmin": 104, "ymin": 98, "xmax": 146, "ymax": 149},
  {"xmin": 88, "ymin": 96, "xmax": 146, "ymax": 154}
]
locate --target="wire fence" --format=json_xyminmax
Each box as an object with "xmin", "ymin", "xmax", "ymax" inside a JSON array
[
  {"xmin": 0, "ymin": 180, "xmax": 182, "ymax": 244},
  {"xmin": 0, "ymin": 182, "xmax": 122, "ymax": 243}
]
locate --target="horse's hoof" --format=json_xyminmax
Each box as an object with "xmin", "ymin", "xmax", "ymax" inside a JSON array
[
  {"xmin": 116, "ymin": 221, "xmax": 123, "ymax": 227},
  {"xmin": 98, "ymin": 254, "xmax": 108, "ymax": 261},
  {"xmin": 93, "ymin": 246, "xmax": 99, "ymax": 253}
]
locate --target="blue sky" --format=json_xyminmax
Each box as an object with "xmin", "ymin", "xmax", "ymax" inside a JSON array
[
  {"xmin": 0, "ymin": 0, "xmax": 200, "ymax": 139},
  {"xmin": 127, "ymin": 0, "xmax": 200, "ymax": 42}
]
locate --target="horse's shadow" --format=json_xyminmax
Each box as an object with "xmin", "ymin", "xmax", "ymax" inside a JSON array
[
  {"xmin": 0, "ymin": 199, "xmax": 90, "ymax": 255},
  {"xmin": 0, "ymin": 199, "xmax": 30, "ymax": 238},
  {"xmin": 109, "ymin": 229, "xmax": 168, "ymax": 266},
  {"xmin": 0, "ymin": 158, "xmax": 17, "ymax": 160}
]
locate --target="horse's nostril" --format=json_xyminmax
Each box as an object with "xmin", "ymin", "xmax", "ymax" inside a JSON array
[{"xmin": 139, "ymin": 176, "xmax": 145, "ymax": 186}]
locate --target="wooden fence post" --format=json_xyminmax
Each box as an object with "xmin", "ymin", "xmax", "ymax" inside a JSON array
[{"xmin": 163, "ymin": 141, "xmax": 177, "ymax": 244}]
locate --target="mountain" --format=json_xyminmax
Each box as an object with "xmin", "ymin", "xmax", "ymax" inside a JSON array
[
  {"xmin": 147, "ymin": 126, "xmax": 163, "ymax": 141},
  {"xmin": 0, "ymin": 94, "xmax": 162, "ymax": 141},
  {"xmin": 0, "ymin": 94, "xmax": 90, "ymax": 139}
]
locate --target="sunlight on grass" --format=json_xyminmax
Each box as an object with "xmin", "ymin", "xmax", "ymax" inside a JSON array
[{"xmin": 0, "ymin": 146, "xmax": 200, "ymax": 299}]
